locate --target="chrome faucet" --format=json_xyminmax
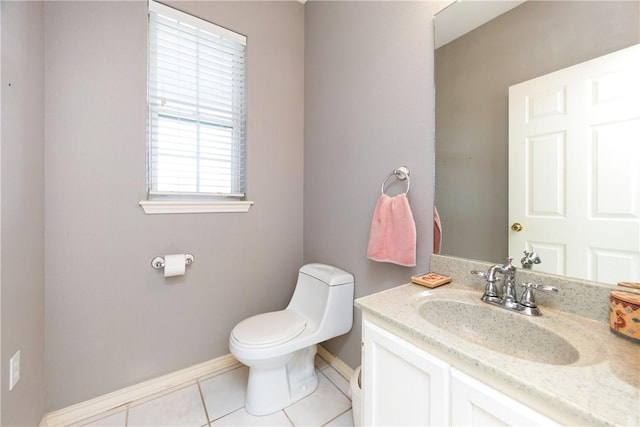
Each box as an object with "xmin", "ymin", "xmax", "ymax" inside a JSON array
[
  {"xmin": 471, "ymin": 257, "xmax": 557, "ymax": 316},
  {"xmin": 521, "ymin": 250, "xmax": 541, "ymax": 269},
  {"xmin": 500, "ymin": 258, "xmax": 519, "ymax": 310}
]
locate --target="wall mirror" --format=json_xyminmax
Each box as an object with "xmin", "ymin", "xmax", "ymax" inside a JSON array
[{"xmin": 434, "ymin": 0, "xmax": 640, "ymax": 283}]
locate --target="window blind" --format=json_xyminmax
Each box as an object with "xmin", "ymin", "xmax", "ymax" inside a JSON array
[{"xmin": 148, "ymin": 0, "xmax": 247, "ymax": 199}]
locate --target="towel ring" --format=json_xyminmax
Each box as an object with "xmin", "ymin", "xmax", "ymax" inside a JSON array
[{"xmin": 381, "ymin": 166, "xmax": 411, "ymax": 195}]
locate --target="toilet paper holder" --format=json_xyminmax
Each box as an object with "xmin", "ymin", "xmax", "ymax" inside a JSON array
[{"xmin": 151, "ymin": 254, "xmax": 195, "ymax": 270}]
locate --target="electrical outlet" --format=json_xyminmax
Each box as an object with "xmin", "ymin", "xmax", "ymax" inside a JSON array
[{"xmin": 9, "ymin": 350, "xmax": 20, "ymax": 391}]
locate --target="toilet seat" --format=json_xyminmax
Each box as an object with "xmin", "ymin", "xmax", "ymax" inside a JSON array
[{"xmin": 232, "ymin": 310, "xmax": 307, "ymax": 348}]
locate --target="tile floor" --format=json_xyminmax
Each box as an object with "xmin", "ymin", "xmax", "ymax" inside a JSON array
[{"xmin": 73, "ymin": 356, "xmax": 354, "ymax": 427}]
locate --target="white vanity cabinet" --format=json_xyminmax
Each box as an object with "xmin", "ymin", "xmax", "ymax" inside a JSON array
[
  {"xmin": 362, "ymin": 317, "xmax": 561, "ymax": 427},
  {"xmin": 362, "ymin": 319, "xmax": 449, "ymax": 426}
]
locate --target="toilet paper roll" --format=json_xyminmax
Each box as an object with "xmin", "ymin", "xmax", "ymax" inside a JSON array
[{"xmin": 163, "ymin": 254, "xmax": 186, "ymax": 277}]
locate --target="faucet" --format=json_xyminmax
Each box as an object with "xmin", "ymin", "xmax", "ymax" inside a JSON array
[
  {"xmin": 471, "ymin": 257, "xmax": 557, "ymax": 316},
  {"xmin": 520, "ymin": 250, "xmax": 541, "ymax": 269},
  {"xmin": 499, "ymin": 258, "xmax": 519, "ymax": 309}
]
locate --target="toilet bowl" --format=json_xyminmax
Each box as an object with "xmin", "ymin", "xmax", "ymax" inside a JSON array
[{"xmin": 229, "ymin": 263, "xmax": 354, "ymax": 416}]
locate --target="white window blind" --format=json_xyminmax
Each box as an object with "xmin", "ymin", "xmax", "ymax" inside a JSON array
[{"xmin": 147, "ymin": 0, "xmax": 247, "ymax": 200}]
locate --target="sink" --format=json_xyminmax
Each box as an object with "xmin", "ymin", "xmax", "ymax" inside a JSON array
[{"xmin": 414, "ymin": 289, "xmax": 605, "ymax": 366}]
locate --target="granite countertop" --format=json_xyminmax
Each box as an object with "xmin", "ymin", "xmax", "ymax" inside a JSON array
[{"xmin": 356, "ymin": 280, "xmax": 640, "ymax": 427}]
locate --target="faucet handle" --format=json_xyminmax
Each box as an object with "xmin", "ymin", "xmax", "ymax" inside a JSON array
[
  {"xmin": 471, "ymin": 269, "xmax": 488, "ymax": 279},
  {"xmin": 471, "ymin": 269, "xmax": 499, "ymax": 285},
  {"xmin": 518, "ymin": 282, "xmax": 558, "ymax": 316},
  {"xmin": 472, "ymin": 269, "xmax": 501, "ymax": 301},
  {"xmin": 519, "ymin": 282, "xmax": 558, "ymax": 293}
]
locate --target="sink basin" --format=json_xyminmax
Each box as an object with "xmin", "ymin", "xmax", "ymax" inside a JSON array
[
  {"xmin": 419, "ymin": 299, "xmax": 578, "ymax": 365},
  {"xmin": 414, "ymin": 289, "xmax": 605, "ymax": 366}
]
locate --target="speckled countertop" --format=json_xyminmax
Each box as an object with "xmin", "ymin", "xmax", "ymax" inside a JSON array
[{"xmin": 355, "ymin": 255, "xmax": 640, "ymax": 427}]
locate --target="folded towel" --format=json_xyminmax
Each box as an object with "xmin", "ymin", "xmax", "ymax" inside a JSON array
[
  {"xmin": 434, "ymin": 206, "xmax": 442, "ymax": 254},
  {"xmin": 367, "ymin": 193, "xmax": 416, "ymax": 267}
]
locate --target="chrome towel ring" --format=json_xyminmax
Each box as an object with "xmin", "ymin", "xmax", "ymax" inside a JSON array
[{"xmin": 381, "ymin": 166, "xmax": 410, "ymax": 195}]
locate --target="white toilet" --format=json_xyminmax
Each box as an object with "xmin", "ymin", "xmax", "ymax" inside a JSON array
[{"xmin": 229, "ymin": 263, "xmax": 354, "ymax": 416}]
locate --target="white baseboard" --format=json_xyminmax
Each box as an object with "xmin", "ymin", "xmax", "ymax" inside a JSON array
[
  {"xmin": 40, "ymin": 346, "xmax": 352, "ymax": 427},
  {"xmin": 42, "ymin": 354, "xmax": 241, "ymax": 427},
  {"xmin": 317, "ymin": 344, "xmax": 355, "ymax": 381}
]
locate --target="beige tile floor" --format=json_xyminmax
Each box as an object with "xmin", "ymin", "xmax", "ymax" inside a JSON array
[{"xmin": 74, "ymin": 356, "xmax": 354, "ymax": 427}]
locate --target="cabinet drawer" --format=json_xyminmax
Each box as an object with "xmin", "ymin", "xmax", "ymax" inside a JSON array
[{"xmin": 450, "ymin": 368, "xmax": 561, "ymax": 426}]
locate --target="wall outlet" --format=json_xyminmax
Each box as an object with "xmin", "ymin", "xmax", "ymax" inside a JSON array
[{"xmin": 9, "ymin": 350, "xmax": 20, "ymax": 391}]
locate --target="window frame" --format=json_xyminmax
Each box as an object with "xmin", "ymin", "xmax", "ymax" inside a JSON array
[{"xmin": 140, "ymin": 0, "xmax": 252, "ymax": 214}]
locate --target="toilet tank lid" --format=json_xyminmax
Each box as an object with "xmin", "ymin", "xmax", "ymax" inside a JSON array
[{"xmin": 299, "ymin": 263, "xmax": 354, "ymax": 286}]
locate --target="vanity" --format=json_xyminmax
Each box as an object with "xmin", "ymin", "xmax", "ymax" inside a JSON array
[
  {"xmin": 373, "ymin": 2, "xmax": 640, "ymax": 424},
  {"xmin": 355, "ymin": 255, "xmax": 640, "ymax": 426}
]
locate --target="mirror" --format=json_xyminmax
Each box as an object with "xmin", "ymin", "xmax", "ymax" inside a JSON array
[{"xmin": 434, "ymin": 1, "xmax": 640, "ymax": 282}]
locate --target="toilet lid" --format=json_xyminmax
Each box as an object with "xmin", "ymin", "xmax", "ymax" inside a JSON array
[{"xmin": 232, "ymin": 310, "xmax": 307, "ymax": 347}]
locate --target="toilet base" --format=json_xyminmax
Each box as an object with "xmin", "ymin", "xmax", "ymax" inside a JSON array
[{"xmin": 245, "ymin": 345, "xmax": 318, "ymax": 416}]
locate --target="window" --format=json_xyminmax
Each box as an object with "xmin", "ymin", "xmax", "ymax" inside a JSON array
[{"xmin": 141, "ymin": 0, "xmax": 251, "ymax": 214}]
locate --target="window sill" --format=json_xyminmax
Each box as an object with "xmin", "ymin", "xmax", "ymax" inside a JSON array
[{"xmin": 139, "ymin": 200, "xmax": 254, "ymax": 214}]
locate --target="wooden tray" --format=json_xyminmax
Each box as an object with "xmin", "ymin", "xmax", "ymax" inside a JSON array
[{"xmin": 411, "ymin": 272, "xmax": 452, "ymax": 288}]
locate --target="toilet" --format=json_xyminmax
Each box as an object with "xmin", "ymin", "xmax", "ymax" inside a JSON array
[{"xmin": 229, "ymin": 263, "xmax": 354, "ymax": 416}]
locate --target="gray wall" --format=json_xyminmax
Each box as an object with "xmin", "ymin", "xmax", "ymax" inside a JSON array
[
  {"xmin": 44, "ymin": 1, "xmax": 304, "ymax": 410},
  {"xmin": 2, "ymin": 0, "xmax": 444, "ymax": 415},
  {"xmin": 1, "ymin": 1, "xmax": 46, "ymax": 425},
  {"xmin": 304, "ymin": 1, "xmax": 445, "ymax": 368},
  {"xmin": 435, "ymin": 1, "xmax": 640, "ymax": 264}
]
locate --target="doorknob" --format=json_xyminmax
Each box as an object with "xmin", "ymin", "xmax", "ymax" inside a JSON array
[{"xmin": 511, "ymin": 222, "xmax": 523, "ymax": 232}]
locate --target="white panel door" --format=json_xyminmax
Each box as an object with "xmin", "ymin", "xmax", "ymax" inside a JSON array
[
  {"xmin": 362, "ymin": 319, "xmax": 449, "ymax": 426},
  {"xmin": 509, "ymin": 44, "xmax": 640, "ymax": 283}
]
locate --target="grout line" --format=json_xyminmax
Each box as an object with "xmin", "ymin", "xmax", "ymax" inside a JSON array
[
  {"xmin": 282, "ymin": 407, "xmax": 295, "ymax": 427},
  {"xmin": 320, "ymin": 407, "xmax": 352, "ymax": 427},
  {"xmin": 319, "ymin": 367, "xmax": 352, "ymax": 400},
  {"xmin": 198, "ymin": 365, "xmax": 251, "ymax": 424},
  {"xmin": 196, "ymin": 379, "xmax": 212, "ymax": 427},
  {"xmin": 209, "ymin": 406, "xmax": 242, "ymax": 424}
]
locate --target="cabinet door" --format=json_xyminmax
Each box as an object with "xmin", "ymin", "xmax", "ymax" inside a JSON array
[
  {"xmin": 363, "ymin": 319, "xmax": 449, "ymax": 426},
  {"xmin": 450, "ymin": 368, "xmax": 561, "ymax": 426}
]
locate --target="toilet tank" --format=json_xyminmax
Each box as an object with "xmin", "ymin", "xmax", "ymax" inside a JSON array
[{"xmin": 287, "ymin": 264, "xmax": 355, "ymax": 339}]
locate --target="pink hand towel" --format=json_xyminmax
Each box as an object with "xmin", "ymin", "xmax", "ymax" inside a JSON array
[
  {"xmin": 434, "ymin": 206, "xmax": 442, "ymax": 254},
  {"xmin": 367, "ymin": 193, "xmax": 416, "ymax": 267}
]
